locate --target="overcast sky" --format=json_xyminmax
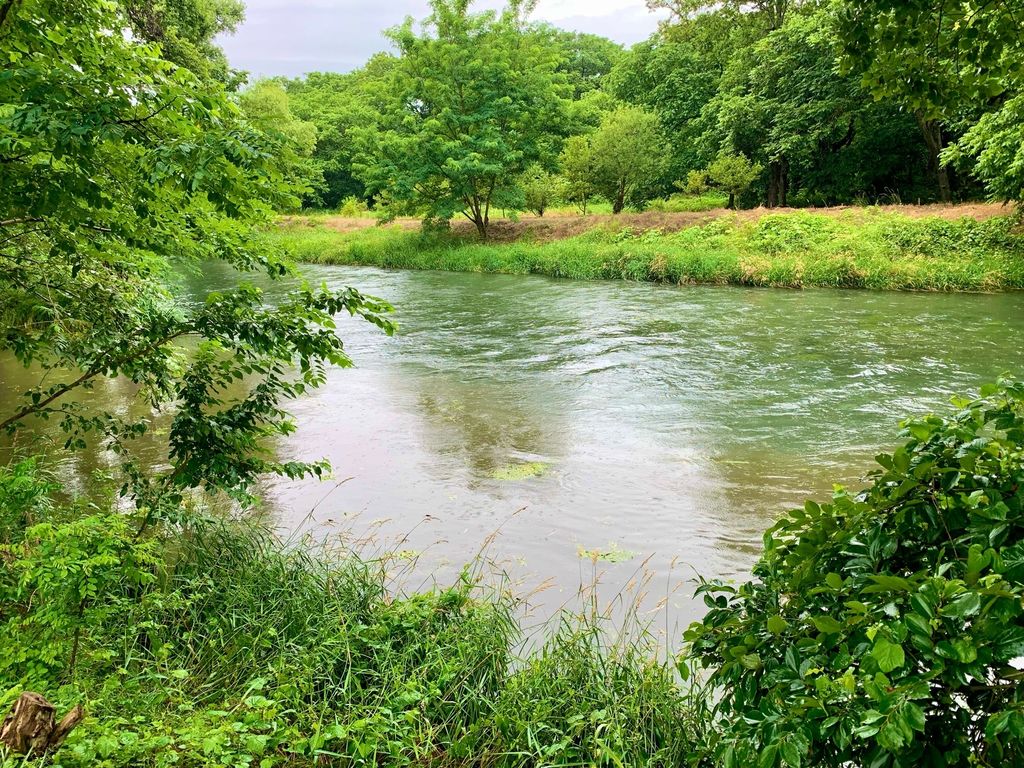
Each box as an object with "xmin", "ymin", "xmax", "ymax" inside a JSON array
[{"xmin": 218, "ymin": 0, "xmax": 666, "ymax": 79}]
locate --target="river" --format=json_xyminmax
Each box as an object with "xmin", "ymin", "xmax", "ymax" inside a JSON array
[{"xmin": 4, "ymin": 262, "xmax": 1024, "ymax": 635}]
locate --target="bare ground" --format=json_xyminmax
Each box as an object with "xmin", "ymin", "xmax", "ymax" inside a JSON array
[{"xmin": 281, "ymin": 202, "xmax": 1013, "ymax": 244}]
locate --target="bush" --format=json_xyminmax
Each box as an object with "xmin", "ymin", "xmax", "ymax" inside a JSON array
[
  {"xmin": 520, "ymin": 164, "xmax": 558, "ymax": 217},
  {"xmin": 685, "ymin": 380, "xmax": 1024, "ymax": 768},
  {"xmin": 337, "ymin": 195, "xmax": 370, "ymax": 217}
]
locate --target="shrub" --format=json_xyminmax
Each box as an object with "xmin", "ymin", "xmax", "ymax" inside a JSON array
[
  {"xmin": 685, "ymin": 380, "xmax": 1024, "ymax": 768},
  {"xmin": 338, "ymin": 195, "xmax": 370, "ymax": 217},
  {"xmin": 520, "ymin": 164, "xmax": 558, "ymax": 217}
]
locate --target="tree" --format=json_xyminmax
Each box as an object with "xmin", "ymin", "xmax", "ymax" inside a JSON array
[
  {"xmin": 355, "ymin": 0, "xmax": 565, "ymax": 239},
  {"xmin": 120, "ymin": 0, "xmax": 245, "ymax": 85},
  {"xmin": 609, "ymin": 37, "xmax": 721, "ymax": 180},
  {"xmin": 836, "ymin": 0, "xmax": 1024, "ymax": 202},
  {"xmin": 702, "ymin": 6, "xmax": 928, "ymax": 207},
  {"xmin": 647, "ymin": 0, "xmax": 799, "ymax": 31},
  {"xmin": 0, "ymin": 0, "xmax": 393, "ymax": 523},
  {"xmin": 520, "ymin": 164, "xmax": 558, "ymax": 217},
  {"xmin": 589, "ymin": 106, "xmax": 670, "ymax": 214},
  {"xmin": 283, "ymin": 58, "xmax": 398, "ymax": 209},
  {"xmin": 557, "ymin": 135, "xmax": 597, "ymax": 215},
  {"xmin": 238, "ymin": 80, "xmax": 318, "ymax": 205},
  {"xmin": 706, "ymin": 153, "xmax": 761, "ymax": 208},
  {"xmin": 952, "ymin": 94, "xmax": 1024, "ymax": 207},
  {"xmin": 537, "ymin": 26, "xmax": 623, "ymax": 99},
  {"xmin": 686, "ymin": 381, "xmax": 1024, "ymax": 767}
]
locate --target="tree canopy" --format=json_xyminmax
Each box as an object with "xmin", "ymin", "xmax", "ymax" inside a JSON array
[
  {"xmin": 354, "ymin": 0, "xmax": 565, "ymax": 237},
  {"xmin": 1, "ymin": 0, "xmax": 393, "ymax": 520}
]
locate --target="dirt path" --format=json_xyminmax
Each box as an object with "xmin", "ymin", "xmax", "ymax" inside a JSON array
[{"xmin": 282, "ymin": 202, "xmax": 1013, "ymax": 244}]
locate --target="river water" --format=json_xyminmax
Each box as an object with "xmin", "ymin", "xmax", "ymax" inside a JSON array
[{"xmin": 4, "ymin": 263, "xmax": 1024, "ymax": 634}]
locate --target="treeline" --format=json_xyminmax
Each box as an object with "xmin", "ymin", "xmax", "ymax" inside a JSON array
[{"xmin": 239, "ymin": 0, "xmax": 1024, "ymax": 237}]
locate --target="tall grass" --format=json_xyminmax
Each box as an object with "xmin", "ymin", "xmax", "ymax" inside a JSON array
[
  {"xmin": 0, "ymin": 469, "xmax": 707, "ymax": 767},
  {"xmin": 269, "ymin": 209, "xmax": 1024, "ymax": 291}
]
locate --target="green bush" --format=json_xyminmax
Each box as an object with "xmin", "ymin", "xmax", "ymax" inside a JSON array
[{"xmin": 685, "ymin": 380, "xmax": 1024, "ymax": 767}]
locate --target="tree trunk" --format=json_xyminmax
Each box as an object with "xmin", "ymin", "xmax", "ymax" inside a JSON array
[
  {"xmin": 612, "ymin": 179, "xmax": 626, "ymax": 214},
  {"xmin": 727, "ymin": 192, "xmax": 735, "ymax": 210},
  {"xmin": 1, "ymin": 692, "xmax": 83, "ymax": 756},
  {"xmin": 916, "ymin": 114, "xmax": 951, "ymax": 203},
  {"xmin": 766, "ymin": 160, "xmax": 789, "ymax": 208}
]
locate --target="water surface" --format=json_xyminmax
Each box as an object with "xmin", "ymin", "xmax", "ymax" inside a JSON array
[{"xmin": 5, "ymin": 264, "xmax": 1024, "ymax": 632}]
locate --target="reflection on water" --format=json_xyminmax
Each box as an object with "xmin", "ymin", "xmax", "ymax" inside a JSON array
[{"xmin": 4, "ymin": 262, "xmax": 1024, "ymax": 633}]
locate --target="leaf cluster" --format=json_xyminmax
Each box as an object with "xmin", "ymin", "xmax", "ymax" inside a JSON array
[{"xmin": 686, "ymin": 380, "xmax": 1024, "ymax": 767}]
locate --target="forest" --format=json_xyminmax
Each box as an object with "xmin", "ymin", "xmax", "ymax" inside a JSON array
[
  {"xmin": 3, "ymin": 0, "xmax": 1024, "ymax": 767},
  {"xmin": 238, "ymin": 0, "xmax": 1024, "ymax": 238}
]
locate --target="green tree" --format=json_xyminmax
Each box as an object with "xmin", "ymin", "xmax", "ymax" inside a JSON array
[
  {"xmin": 609, "ymin": 36, "xmax": 721, "ymax": 180},
  {"xmin": 0, "ymin": 0, "xmax": 393, "ymax": 522},
  {"xmin": 952, "ymin": 94, "xmax": 1024, "ymax": 206},
  {"xmin": 706, "ymin": 153, "xmax": 761, "ymax": 208},
  {"xmin": 238, "ymin": 80, "xmax": 318, "ymax": 205},
  {"xmin": 520, "ymin": 164, "xmax": 558, "ymax": 217},
  {"xmin": 537, "ymin": 26, "xmax": 623, "ymax": 99},
  {"xmin": 120, "ymin": 0, "xmax": 245, "ymax": 85},
  {"xmin": 589, "ymin": 106, "xmax": 670, "ymax": 213},
  {"xmin": 283, "ymin": 58, "xmax": 397, "ymax": 209},
  {"xmin": 239, "ymin": 80, "xmax": 317, "ymax": 155},
  {"xmin": 703, "ymin": 6, "xmax": 927, "ymax": 206},
  {"xmin": 355, "ymin": 0, "xmax": 565, "ymax": 238},
  {"xmin": 647, "ymin": 0, "xmax": 798, "ymax": 32},
  {"xmin": 837, "ymin": 0, "xmax": 1024, "ymax": 202},
  {"xmin": 557, "ymin": 135, "xmax": 597, "ymax": 214}
]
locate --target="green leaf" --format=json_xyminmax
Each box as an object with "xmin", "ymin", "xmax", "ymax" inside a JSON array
[
  {"xmin": 811, "ymin": 615, "xmax": 845, "ymax": 635},
  {"xmin": 871, "ymin": 638, "xmax": 905, "ymax": 673}
]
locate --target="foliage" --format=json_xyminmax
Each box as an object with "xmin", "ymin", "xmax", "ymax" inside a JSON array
[
  {"xmin": 836, "ymin": 0, "xmax": 1024, "ymax": 203},
  {"xmin": 120, "ymin": 0, "xmax": 245, "ymax": 85},
  {"xmin": 520, "ymin": 164, "xmax": 558, "ymax": 217},
  {"xmin": 237, "ymin": 80, "xmax": 318, "ymax": 206},
  {"xmin": 704, "ymin": 6, "xmax": 928, "ymax": 207},
  {"xmin": 686, "ymin": 380, "xmax": 1024, "ymax": 767},
  {"xmin": 0, "ymin": 475, "xmax": 701, "ymax": 767},
  {"xmin": 354, "ymin": 0, "xmax": 565, "ymax": 238},
  {"xmin": 706, "ymin": 153, "xmax": 762, "ymax": 209},
  {"xmin": 338, "ymin": 195, "xmax": 371, "ymax": 217},
  {"xmin": 837, "ymin": 0, "xmax": 1024, "ymax": 120},
  {"xmin": 588, "ymin": 106, "xmax": 670, "ymax": 214},
  {"xmin": 557, "ymin": 135, "xmax": 598, "ymax": 215},
  {"xmin": 951, "ymin": 93, "xmax": 1024, "ymax": 207},
  {"xmin": 281, "ymin": 61, "xmax": 396, "ymax": 209},
  {"xmin": 538, "ymin": 26, "xmax": 624, "ymax": 100},
  {"xmin": 682, "ymin": 170, "xmax": 710, "ymax": 196},
  {"xmin": 0, "ymin": 0, "xmax": 394, "ymax": 530},
  {"xmin": 238, "ymin": 80, "xmax": 316, "ymax": 156}
]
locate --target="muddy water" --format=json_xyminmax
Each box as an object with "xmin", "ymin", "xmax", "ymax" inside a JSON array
[{"xmin": 5, "ymin": 262, "xmax": 1024, "ymax": 635}]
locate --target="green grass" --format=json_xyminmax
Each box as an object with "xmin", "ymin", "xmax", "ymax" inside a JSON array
[
  {"xmin": 270, "ymin": 209, "xmax": 1024, "ymax": 291},
  {"xmin": 0, "ymin": 459, "xmax": 706, "ymax": 767}
]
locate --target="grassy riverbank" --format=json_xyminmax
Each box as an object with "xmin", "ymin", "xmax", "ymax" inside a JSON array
[
  {"xmin": 271, "ymin": 207, "xmax": 1024, "ymax": 291},
  {"xmin": 0, "ymin": 463, "xmax": 705, "ymax": 767}
]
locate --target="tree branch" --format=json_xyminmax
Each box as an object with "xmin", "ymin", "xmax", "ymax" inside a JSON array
[{"xmin": 0, "ymin": 329, "xmax": 189, "ymax": 431}]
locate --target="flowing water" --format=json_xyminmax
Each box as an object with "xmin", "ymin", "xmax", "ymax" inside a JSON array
[{"xmin": 4, "ymin": 262, "xmax": 1024, "ymax": 634}]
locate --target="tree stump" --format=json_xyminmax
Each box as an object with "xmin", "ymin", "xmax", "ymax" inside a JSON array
[{"xmin": 0, "ymin": 692, "xmax": 83, "ymax": 756}]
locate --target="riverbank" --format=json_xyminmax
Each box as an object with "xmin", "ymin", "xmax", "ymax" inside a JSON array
[
  {"xmin": 271, "ymin": 205, "xmax": 1024, "ymax": 291},
  {"xmin": 0, "ymin": 458, "xmax": 705, "ymax": 766}
]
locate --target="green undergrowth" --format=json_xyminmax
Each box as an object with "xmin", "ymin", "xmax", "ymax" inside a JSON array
[
  {"xmin": 0, "ymin": 468, "xmax": 705, "ymax": 767},
  {"xmin": 270, "ymin": 210, "xmax": 1024, "ymax": 291}
]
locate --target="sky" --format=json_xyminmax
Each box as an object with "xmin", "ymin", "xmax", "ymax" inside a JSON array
[{"xmin": 217, "ymin": 0, "xmax": 667, "ymax": 79}]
